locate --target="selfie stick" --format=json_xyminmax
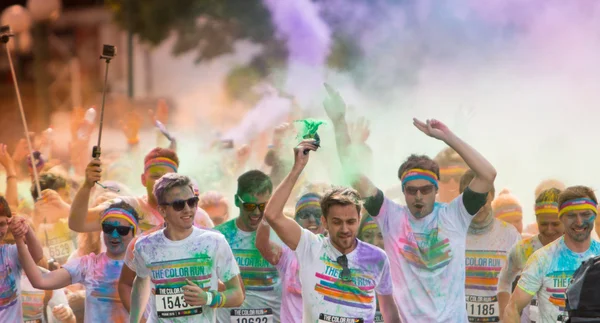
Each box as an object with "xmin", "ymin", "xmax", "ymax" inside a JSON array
[
  {"xmin": 93, "ymin": 44, "xmax": 119, "ymax": 192},
  {"xmin": 1, "ymin": 26, "xmax": 42, "ymax": 197}
]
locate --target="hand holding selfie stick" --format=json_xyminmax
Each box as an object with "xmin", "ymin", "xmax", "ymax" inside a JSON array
[
  {"xmin": 93, "ymin": 44, "xmax": 119, "ymax": 192},
  {"xmin": 1, "ymin": 25, "xmax": 42, "ymax": 198}
]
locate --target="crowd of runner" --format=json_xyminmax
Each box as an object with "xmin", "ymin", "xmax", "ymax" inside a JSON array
[{"xmin": 0, "ymin": 88, "xmax": 597, "ymax": 323}]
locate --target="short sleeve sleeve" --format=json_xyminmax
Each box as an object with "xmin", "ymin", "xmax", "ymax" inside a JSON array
[
  {"xmin": 215, "ymin": 235, "xmax": 240, "ymax": 283},
  {"xmin": 375, "ymin": 255, "xmax": 394, "ymax": 296},
  {"xmin": 127, "ymin": 241, "xmax": 150, "ymax": 278},
  {"xmin": 294, "ymin": 229, "xmax": 324, "ymax": 262},
  {"xmin": 7, "ymin": 244, "xmax": 21, "ymax": 272},
  {"xmin": 439, "ymin": 193, "xmax": 473, "ymax": 234},
  {"xmin": 274, "ymin": 245, "xmax": 293, "ymax": 271},
  {"xmin": 516, "ymin": 250, "xmax": 548, "ymax": 296},
  {"xmin": 62, "ymin": 255, "xmax": 89, "ymax": 285}
]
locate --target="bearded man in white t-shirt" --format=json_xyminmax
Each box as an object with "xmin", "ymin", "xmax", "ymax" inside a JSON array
[{"xmin": 323, "ymin": 84, "xmax": 497, "ymax": 322}]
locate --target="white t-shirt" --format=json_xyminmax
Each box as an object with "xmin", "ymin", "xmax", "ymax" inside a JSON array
[
  {"xmin": 517, "ymin": 237, "xmax": 600, "ymax": 323},
  {"xmin": 21, "ymin": 269, "xmax": 70, "ymax": 323},
  {"xmin": 126, "ymin": 226, "xmax": 240, "ymax": 323},
  {"xmin": 101, "ymin": 195, "xmax": 214, "ymax": 232},
  {"xmin": 0, "ymin": 244, "xmax": 23, "ymax": 322},
  {"xmin": 465, "ymin": 219, "xmax": 520, "ymax": 322},
  {"xmin": 373, "ymin": 194, "xmax": 473, "ymax": 322},
  {"xmin": 62, "ymin": 252, "xmax": 129, "ymax": 323},
  {"xmin": 295, "ymin": 229, "xmax": 393, "ymax": 323},
  {"xmin": 497, "ymin": 235, "xmax": 544, "ymax": 323},
  {"xmin": 275, "ymin": 245, "xmax": 303, "ymax": 323},
  {"xmin": 215, "ymin": 219, "xmax": 282, "ymax": 323}
]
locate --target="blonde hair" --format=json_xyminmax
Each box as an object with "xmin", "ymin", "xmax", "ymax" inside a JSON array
[
  {"xmin": 320, "ymin": 187, "xmax": 361, "ymax": 218},
  {"xmin": 434, "ymin": 147, "xmax": 467, "ymax": 168},
  {"xmin": 492, "ymin": 189, "xmax": 523, "ymax": 218}
]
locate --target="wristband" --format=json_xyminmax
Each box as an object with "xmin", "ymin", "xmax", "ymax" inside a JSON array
[
  {"xmin": 219, "ymin": 293, "xmax": 227, "ymax": 308},
  {"xmin": 204, "ymin": 290, "xmax": 213, "ymax": 307},
  {"xmin": 209, "ymin": 291, "xmax": 218, "ymax": 307}
]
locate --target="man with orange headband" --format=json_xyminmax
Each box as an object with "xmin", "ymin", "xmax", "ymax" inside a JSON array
[
  {"xmin": 504, "ymin": 186, "xmax": 600, "ymax": 323},
  {"xmin": 492, "ymin": 189, "xmax": 524, "ymax": 234},
  {"xmin": 68, "ymin": 148, "xmax": 213, "ymax": 233},
  {"xmin": 323, "ymin": 85, "xmax": 496, "ymax": 322},
  {"xmin": 497, "ymin": 188, "xmax": 564, "ymax": 322}
]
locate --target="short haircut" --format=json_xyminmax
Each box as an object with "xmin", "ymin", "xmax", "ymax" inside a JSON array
[
  {"xmin": 0, "ymin": 196, "xmax": 11, "ymax": 218},
  {"xmin": 534, "ymin": 179, "xmax": 566, "ymax": 199},
  {"xmin": 558, "ymin": 186, "xmax": 597, "ymax": 207},
  {"xmin": 153, "ymin": 173, "xmax": 194, "ymax": 205},
  {"xmin": 31, "ymin": 172, "xmax": 67, "ymax": 200},
  {"xmin": 434, "ymin": 147, "xmax": 467, "ymax": 168},
  {"xmin": 459, "ymin": 169, "xmax": 495, "ymax": 197},
  {"xmin": 236, "ymin": 170, "xmax": 273, "ymax": 196},
  {"xmin": 535, "ymin": 188, "xmax": 561, "ymax": 204},
  {"xmin": 102, "ymin": 200, "xmax": 140, "ymax": 223},
  {"xmin": 320, "ymin": 187, "xmax": 361, "ymax": 218},
  {"xmin": 144, "ymin": 147, "xmax": 180, "ymax": 168},
  {"xmin": 397, "ymin": 154, "xmax": 439, "ymax": 180}
]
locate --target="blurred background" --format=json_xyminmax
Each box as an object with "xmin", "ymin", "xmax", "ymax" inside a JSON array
[{"xmin": 1, "ymin": 0, "xmax": 600, "ymax": 225}]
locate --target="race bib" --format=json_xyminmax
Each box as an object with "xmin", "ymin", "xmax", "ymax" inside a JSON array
[
  {"xmin": 154, "ymin": 287, "xmax": 202, "ymax": 318},
  {"xmin": 48, "ymin": 240, "xmax": 75, "ymax": 260},
  {"xmin": 374, "ymin": 312, "xmax": 384, "ymax": 323},
  {"xmin": 230, "ymin": 308, "xmax": 273, "ymax": 323},
  {"xmin": 530, "ymin": 298, "xmax": 539, "ymax": 323},
  {"xmin": 466, "ymin": 295, "xmax": 499, "ymax": 322},
  {"xmin": 318, "ymin": 313, "xmax": 364, "ymax": 323}
]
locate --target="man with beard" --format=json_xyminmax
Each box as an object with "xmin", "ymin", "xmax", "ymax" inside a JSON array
[
  {"xmin": 460, "ymin": 170, "xmax": 521, "ymax": 323},
  {"xmin": 215, "ymin": 170, "xmax": 282, "ymax": 323},
  {"xmin": 263, "ymin": 140, "xmax": 400, "ymax": 322},
  {"xmin": 497, "ymin": 188, "xmax": 564, "ymax": 322},
  {"xmin": 504, "ymin": 186, "xmax": 600, "ymax": 323},
  {"xmin": 323, "ymin": 85, "xmax": 496, "ymax": 322},
  {"xmin": 255, "ymin": 192, "xmax": 326, "ymax": 323}
]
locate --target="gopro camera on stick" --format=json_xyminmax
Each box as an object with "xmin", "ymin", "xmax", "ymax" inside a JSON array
[
  {"xmin": 100, "ymin": 44, "xmax": 116, "ymax": 61},
  {"xmin": 0, "ymin": 25, "xmax": 14, "ymax": 44}
]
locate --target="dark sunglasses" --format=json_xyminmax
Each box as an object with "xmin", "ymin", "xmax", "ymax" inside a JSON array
[
  {"xmin": 237, "ymin": 195, "xmax": 266, "ymax": 212},
  {"xmin": 162, "ymin": 196, "xmax": 199, "ymax": 211},
  {"xmin": 336, "ymin": 255, "xmax": 352, "ymax": 282},
  {"xmin": 404, "ymin": 184, "xmax": 435, "ymax": 196},
  {"xmin": 102, "ymin": 223, "xmax": 134, "ymax": 236}
]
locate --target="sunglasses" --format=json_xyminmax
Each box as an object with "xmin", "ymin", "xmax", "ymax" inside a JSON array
[
  {"xmin": 404, "ymin": 184, "xmax": 435, "ymax": 196},
  {"xmin": 336, "ymin": 255, "xmax": 352, "ymax": 282},
  {"xmin": 162, "ymin": 196, "xmax": 199, "ymax": 211},
  {"xmin": 102, "ymin": 223, "xmax": 134, "ymax": 236},
  {"xmin": 237, "ymin": 195, "xmax": 266, "ymax": 212}
]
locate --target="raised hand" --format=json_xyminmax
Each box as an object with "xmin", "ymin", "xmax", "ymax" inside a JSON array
[
  {"xmin": 348, "ymin": 117, "xmax": 371, "ymax": 144},
  {"xmin": 12, "ymin": 138, "xmax": 29, "ymax": 164},
  {"xmin": 9, "ymin": 216, "xmax": 28, "ymax": 240},
  {"xmin": 292, "ymin": 139, "xmax": 319, "ymax": 170},
  {"xmin": 323, "ymin": 83, "xmax": 347, "ymax": 122},
  {"xmin": 413, "ymin": 118, "xmax": 453, "ymax": 142},
  {"xmin": 84, "ymin": 159, "xmax": 102, "ymax": 188},
  {"xmin": 0, "ymin": 143, "xmax": 16, "ymax": 174},
  {"xmin": 119, "ymin": 111, "xmax": 142, "ymax": 144},
  {"xmin": 236, "ymin": 144, "xmax": 251, "ymax": 167},
  {"xmin": 273, "ymin": 122, "xmax": 294, "ymax": 150}
]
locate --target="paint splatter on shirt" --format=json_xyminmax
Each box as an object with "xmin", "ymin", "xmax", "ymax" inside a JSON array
[
  {"xmin": 295, "ymin": 229, "xmax": 393, "ymax": 323},
  {"xmin": 37, "ymin": 219, "xmax": 78, "ymax": 265},
  {"xmin": 127, "ymin": 226, "xmax": 239, "ymax": 323},
  {"xmin": 517, "ymin": 237, "xmax": 600, "ymax": 323},
  {"xmin": 372, "ymin": 194, "xmax": 473, "ymax": 322},
  {"xmin": 465, "ymin": 219, "xmax": 520, "ymax": 322},
  {"xmin": 0, "ymin": 244, "xmax": 22, "ymax": 322},
  {"xmin": 497, "ymin": 234, "xmax": 544, "ymax": 323},
  {"xmin": 21, "ymin": 269, "xmax": 70, "ymax": 323},
  {"xmin": 102, "ymin": 195, "xmax": 214, "ymax": 232},
  {"xmin": 275, "ymin": 245, "xmax": 302, "ymax": 323},
  {"xmin": 63, "ymin": 252, "xmax": 129, "ymax": 323},
  {"xmin": 215, "ymin": 219, "xmax": 282, "ymax": 323}
]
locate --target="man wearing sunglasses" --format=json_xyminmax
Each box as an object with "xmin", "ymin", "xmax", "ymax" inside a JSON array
[
  {"xmin": 16, "ymin": 200, "xmax": 139, "ymax": 323},
  {"xmin": 215, "ymin": 170, "xmax": 284, "ymax": 323},
  {"xmin": 323, "ymin": 85, "xmax": 496, "ymax": 322},
  {"xmin": 263, "ymin": 140, "xmax": 400, "ymax": 323},
  {"xmin": 128, "ymin": 173, "xmax": 244, "ymax": 323},
  {"xmin": 255, "ymin": 192, "xmax": 326, "ymax": 323}
]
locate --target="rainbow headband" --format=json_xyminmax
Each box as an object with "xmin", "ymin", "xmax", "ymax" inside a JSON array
[
  {"xmin": 295, "ymin": 195, "xmax": 321, "ymax": 214},
  {"xmin": 439, "ymin": 165, "xmax": 468, "ymax": 176},
  {"xmin": 144, "ymin": 157, "xmax": 178, "ymax": 173},
  {"xmin": 101, "ymin": 208, "xmax": 139, "ymax": 235},
  {"xmin": 535, "ymin": 202, "xmax": 559, "ymax": 216},
  {"xmin": 401, "ymin": 168, "xmax": 438, "ymax": 188},
  {"xmin": 360, "ymin": 220, "xmax": 378, "ymax": 233},
  {"xmin": 558, "ymin": 198, "xmax": 598, "ymax": 218},
  {"xmin": 494, "ymin": 206, "xmax": 523, "ymax": 220}
]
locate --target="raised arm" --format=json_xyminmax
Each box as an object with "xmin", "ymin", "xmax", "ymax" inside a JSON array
[
  {"xmin": 69, "ymin": 159, "xmax": 105, "ymax": 232},
  {"xmin": 14, "ymin": 233, "xmax": 72, "ymax": 290},
  {"xmin": 263, "ymin": 140, "xmax": 318, "ymax": 251},
  {"xmin": 323, "ymin": 84, "xmax": 377, "ymax": 198},
  {"xmin": 255, "ymin": 220, "xmax": 283, "ymax": 266},
  {"xmin": 0, "ymin": 143, "xmax": 18, "ymax": 209},
  {"xmin": 413, "ymin": 118, "xmax": 496, "ymax": 194}
]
